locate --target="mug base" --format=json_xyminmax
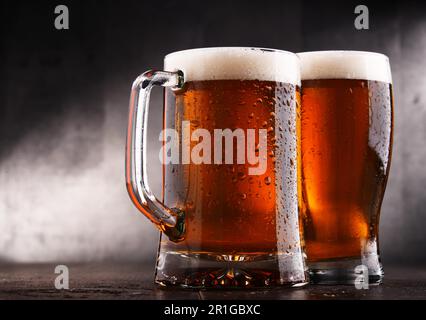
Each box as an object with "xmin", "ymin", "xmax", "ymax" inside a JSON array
[
  {"xmin": 308, "ymin": 255, "xmax": 383, "ymax": 285},
  {"xmin": 154, "ymin": 250, "xmax": 308, "ymax": 289}
]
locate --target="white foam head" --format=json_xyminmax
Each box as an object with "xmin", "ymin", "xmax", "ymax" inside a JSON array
[
  {"xmin": 297, "ymin": 51, "xmax": 392, "ymax": 83},
  {"xmin": 164, "ymin": 47, "xmax": 300, "ymax": 85}
]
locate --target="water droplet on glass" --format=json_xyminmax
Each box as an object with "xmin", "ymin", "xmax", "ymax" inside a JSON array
[
  {"xmin": 264, "ymin": 176, "xmax": 272, "ymax": 185},
  {"xmin": 186, "ymin": 200, "xmax": 194, "ymax": 210},
  {"xmin": 238, "ymin": 172, "xmax": 246, "ymax": 180}
]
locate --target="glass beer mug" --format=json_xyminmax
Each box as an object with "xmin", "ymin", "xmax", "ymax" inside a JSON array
[
  {"xmin": 298, "ymin": 51, "xmax": 393, "ymax": 284},
  {"xmin": 126, "ymin": 47, "xmax": 308, "ymax": 288}
]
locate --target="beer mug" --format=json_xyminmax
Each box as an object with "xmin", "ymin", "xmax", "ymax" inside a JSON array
[
  {"xmin": 126, "ymin": 47, "xmax": 308, "ymax": 288},
  {"xmin": 298, "ymin": 51, "xmax": 393, "ymax": 284}
]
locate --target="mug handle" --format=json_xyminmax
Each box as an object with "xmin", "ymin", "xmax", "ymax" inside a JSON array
[{"xmin": 126, "ymin": 70, "xmax": 185, "ymax": 242}]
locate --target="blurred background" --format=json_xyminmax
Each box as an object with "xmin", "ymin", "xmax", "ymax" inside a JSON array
[{"xmin": 0, "ymin": 0, "xmax": 425, "ymax": 267}]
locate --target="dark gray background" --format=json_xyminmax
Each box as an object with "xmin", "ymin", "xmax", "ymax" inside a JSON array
[{"xmin": 0, "ymin": 0, "xmax": 425, "ymax": 267}]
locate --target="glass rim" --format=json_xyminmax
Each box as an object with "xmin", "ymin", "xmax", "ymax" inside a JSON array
[
  {"xmin": 165, "ymin": 47, "xmax": 297, "ymax": 60},
  {"xmin": 297, "ymin": 50, "xmax": 389, "ymax": 61}
]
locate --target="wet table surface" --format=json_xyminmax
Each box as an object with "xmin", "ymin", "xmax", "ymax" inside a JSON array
[{"xmin": 1, "ymin": 263, "xmax": 425, "ymax": 300}]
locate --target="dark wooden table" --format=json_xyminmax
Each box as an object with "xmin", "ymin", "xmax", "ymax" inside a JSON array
[{"xmin": 1, "ymin": 263, "xmax": 426, "ymax": 300}]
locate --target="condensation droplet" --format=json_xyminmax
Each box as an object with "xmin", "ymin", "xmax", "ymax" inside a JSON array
[
  {"xmin": 264, "ymin": 176, "xmax": 272, "ymax": 185},
  {"xmin": 238, "ymin": 172, "xmax": 246, "ymax": 180}
]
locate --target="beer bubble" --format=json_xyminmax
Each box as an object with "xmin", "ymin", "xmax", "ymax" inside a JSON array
[
  {"xmin": 267, "ymin": 127, "xmax": 274, "ymax": 133},
  {"xmin": 256, "ymin": 98, "xmax": 263, "ymax": 104},
  {"xmin": 262, "ymin": 121, "xmax": 268, "ymax": 127},
  {"xmin": 248, "ymin": 112, "xmax": 254, "ymax": 119}
]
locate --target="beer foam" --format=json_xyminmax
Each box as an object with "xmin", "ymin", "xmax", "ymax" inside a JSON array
[
  {"xmin": 298, "ymin": 51, "xmax": 392, "ymax": 83},
  {"xmin": 164, "ymin": 47, "xmax": 300, "ymax": 85}
]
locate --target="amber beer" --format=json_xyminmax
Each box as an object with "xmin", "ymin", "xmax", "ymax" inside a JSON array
[
  {"xmin": 298, "ymin": 51, "xmax": 393, "ymax": 283},
  {"xmin": 164, "ymin": 79, "xmax": 298, "ymax": 252}
]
